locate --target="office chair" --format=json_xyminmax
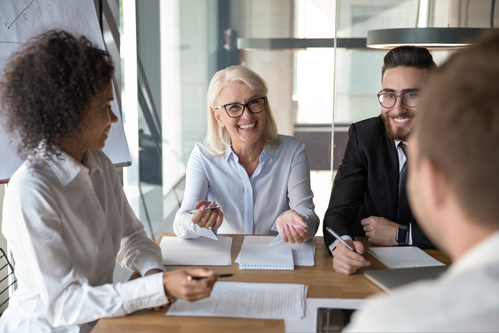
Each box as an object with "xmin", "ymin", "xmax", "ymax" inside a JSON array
[{"xmin": 0, "ymin": 247, "xmax": 16, "ymax": 316}]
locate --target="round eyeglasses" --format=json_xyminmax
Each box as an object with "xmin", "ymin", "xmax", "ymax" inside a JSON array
[
  {"xmin": 377, "ymin": 91, "xmax": 421, "ymax": 109},
  {"xmin": 215, "ymin": 96, "xmax": 266, "ymax": 118}
]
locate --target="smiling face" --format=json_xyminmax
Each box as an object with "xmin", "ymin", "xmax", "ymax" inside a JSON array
[
  {"xmin": 80, "ymin": 82, "xmax": 118, "ymax": 150},
  {"xmin": 380, "ymin": 66, "xmax": 428, "ymax": 141},
  {"xmin": 212, "ymin": 82, "xmax": 266, "ymax": 150}
]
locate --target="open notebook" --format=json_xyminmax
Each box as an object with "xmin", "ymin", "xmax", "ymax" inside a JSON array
[
  {"xmin": 368, "ymin": 246, "xmax": 445, "ymax": 269},
  {"xmin": 238, "ymin": 236, "xmax": 294, "ymax": 270}
]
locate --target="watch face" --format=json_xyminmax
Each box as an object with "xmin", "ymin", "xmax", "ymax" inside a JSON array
[{"xmin": 396, "ymin": 229, "xmax": 408, "ymax": 244}]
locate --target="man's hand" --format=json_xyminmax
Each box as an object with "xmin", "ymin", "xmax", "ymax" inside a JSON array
[
  {"xmin": 332, "ymin": 240, "xmax": 371, "ymax": 275},
  {"xmin": 276, "ymin": 210, "xmax": 310, "ymax": 244},
  {"xmin": 360, "ymin": 216, "xmax": 399, "ymax": 246}
]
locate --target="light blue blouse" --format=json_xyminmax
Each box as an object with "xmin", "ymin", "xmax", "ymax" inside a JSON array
[{"xmin": 174, "ymin": 135, "xmax": 319, "ymax": 238}]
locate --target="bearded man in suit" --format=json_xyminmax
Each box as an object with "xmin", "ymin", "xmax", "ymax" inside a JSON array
[{"xmin": 324, "ymin": 46, "xmax": 436, "ymax": 275}]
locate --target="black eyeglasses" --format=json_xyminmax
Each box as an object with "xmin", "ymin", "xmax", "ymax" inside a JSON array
[
  {"xmin": 377, "ymin": 91, "xmax": 421, "ymax": 109},
  {"xmin": 215, "ymin": 96, "xmax": 266, "ymax": 118}
]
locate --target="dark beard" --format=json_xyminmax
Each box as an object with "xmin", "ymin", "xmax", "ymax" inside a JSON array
[{"xmin": 381, "ymin": 112, "xmax": 411, "ymax": 141}]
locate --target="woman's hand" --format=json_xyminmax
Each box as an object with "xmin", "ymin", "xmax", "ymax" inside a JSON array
[
  {"xmin": 144, "ymin": 269, "xmax": 173, "ymax": 311},
  {"xmin": 191, "ymin": 200, "xmax": 223, "ymax": 230},
  {"xmin": 163, "ymin": 268, "xmax": 218, "ymax": 302},
  {"xmin": 276, "ymin": 210, "xmax": 310, "ymax": 244}
]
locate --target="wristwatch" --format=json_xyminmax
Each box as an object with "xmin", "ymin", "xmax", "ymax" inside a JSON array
[{"xmin": 395, "ymin": 224, "xmax": 409, "ymax": 245}]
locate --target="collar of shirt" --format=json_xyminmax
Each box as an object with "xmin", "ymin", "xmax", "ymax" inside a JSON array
[
  {"xmin": 223, "ymin": 142, "xmax": 277, "ymax": 162},
  {"xmin": 44, "ymin": 149, "xmax": 103, "ymax": 187},
  {"xmin": 394, "ymin": 140, "xmax": 408, "ymax": 173},
  {"xmin": 445, "ymin": 230, "xmax": 499, "ymax": 279}
]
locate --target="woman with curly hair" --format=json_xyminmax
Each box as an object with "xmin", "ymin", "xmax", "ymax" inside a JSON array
[{"xmin": 0, "ymin": 30, "xmax": 217, "ymax": 332}]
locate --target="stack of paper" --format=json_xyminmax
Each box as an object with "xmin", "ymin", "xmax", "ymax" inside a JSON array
[
  {"xmin": 167, "ymin": 281, "xmax": 308, "ymax": 320},
  {"xmin": 159, "ymin": 236, "xmax": 232, "ymax": 266},
  {"xmin": 235, "ymin": 236, "xmax": 316, "ymax": 267}
]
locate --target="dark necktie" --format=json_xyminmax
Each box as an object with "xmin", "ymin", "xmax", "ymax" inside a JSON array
[{"xmin": 396, "ymin": 142, "xmax": 411, "ymax": 225}]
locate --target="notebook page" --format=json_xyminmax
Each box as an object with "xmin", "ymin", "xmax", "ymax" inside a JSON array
[
  {"xmin": 239, "ymin": 236, "xmax": 294, "ymax": 270},
  {"xmin": 368, "ymin": 246, "xmax": 445, "ymax": 269}
]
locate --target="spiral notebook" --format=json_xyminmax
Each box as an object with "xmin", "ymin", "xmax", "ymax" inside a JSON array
[
  {"xmin": 368, "ymin": 246, "xmax": 445, "ymax": 269},
  {"xmin": 238, "ymin": 236, "xmax": 294, "ymax": 270}
]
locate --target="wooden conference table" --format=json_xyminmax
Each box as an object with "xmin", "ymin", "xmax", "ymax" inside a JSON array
[{"xmin": 93, "ymin": 233, "xmax": 451, "ymax": 333}]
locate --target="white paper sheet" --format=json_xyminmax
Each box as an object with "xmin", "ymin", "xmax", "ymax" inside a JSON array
[
  {"xmin": 160, "ymin": 236, "xmax": 232, "ymax": 266},
  {"xmin": 285, "ymin": 298, "xmax": 366, "ymax": 332},
  {"xmin": 236, "ymin": 236, "xmax": 316, "ymax": 266},
  {"xmin": 289, "ymin": 239, "xmax": 316, "ymax": 266},
  {"xmin": 167, "ymin": 281, "xmax": 308, "ymax": 320},
  {"xmin": 0, "ymin": 0, "xmax": 130, "ymax": 181}
]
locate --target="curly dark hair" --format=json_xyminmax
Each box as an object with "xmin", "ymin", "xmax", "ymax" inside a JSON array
[{"xmin": 0, "ymin": 30, "xmax": 114, "ymax": 160}]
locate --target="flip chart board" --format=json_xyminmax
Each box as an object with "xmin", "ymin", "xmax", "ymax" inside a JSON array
[{"xmin": 0, "ymin": 0, "xmax": 131, "ymax": 182}]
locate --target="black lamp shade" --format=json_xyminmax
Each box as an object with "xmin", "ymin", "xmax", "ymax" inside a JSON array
[{"xmin": 367, "ymin": 28, "xmax": 490, "ymax": 50}]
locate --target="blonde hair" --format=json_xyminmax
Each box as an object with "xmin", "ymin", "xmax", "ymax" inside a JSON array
[{"xmin": 205, "ymin": 65, "xmax": 279, "ymax": 156}]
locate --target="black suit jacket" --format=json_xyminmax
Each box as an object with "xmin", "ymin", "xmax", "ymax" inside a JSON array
[{"xmin": 323, "ymin": 116, "xmax": 434, "ymax": 253}]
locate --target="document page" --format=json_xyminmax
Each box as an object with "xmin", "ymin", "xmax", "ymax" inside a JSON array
[
  {"xmin": 160, "ymin": 236, "xmax": 232, "ymax": 266},
  {"xmin": 167, "ymin": 281, "xmax": 308, "ymax": 320},
  {"xmin": 289, "ymin": 239, "xmax": 316, "ymax": 266},
  {"xmin": 236, "ymin": 236, "xmax": 316, "ymax": 266}
]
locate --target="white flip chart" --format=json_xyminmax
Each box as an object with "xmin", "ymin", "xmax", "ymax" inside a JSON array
[{"xmin": 0, "ymin": 0, "xmax": 131, "ymax": 182}]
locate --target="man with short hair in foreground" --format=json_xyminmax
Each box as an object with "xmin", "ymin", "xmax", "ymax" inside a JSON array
[{"xmin": 344, "ymin": 33, "xmax": 499, "ymax": 332}]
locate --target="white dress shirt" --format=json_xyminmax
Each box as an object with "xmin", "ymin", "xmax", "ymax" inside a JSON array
[
  {"xmin": 0, "ymin": 149, "xmax": 167, "ymax": 333},
  {"xmin": 174, "ymin": 135, "xmax": 319, "ymax": 238},
  {"xmin": 345, "ymin": 231, "xmax": 499, "ymax": 332},
  {"xmin": 328, "ymin": 140, "xmax": 412, "ymax": 253}
]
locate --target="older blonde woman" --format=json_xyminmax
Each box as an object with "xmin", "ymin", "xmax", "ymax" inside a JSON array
[{"xmin": 174, "ymin": 66, "xmax": 319, "ymax": 243}]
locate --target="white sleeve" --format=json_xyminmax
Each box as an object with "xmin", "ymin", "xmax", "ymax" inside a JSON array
[
  {"xmin": 328, "ymin": 235, "xmax": 353, "ymax": 253},
  {"xmin": 285, "ymin": 143, "xmax": 320, "ymax": 237},
  {"xmin": 173, "ymin": 145, "xmax": 217, "ymax": 239},
  {"xmin": 4, "ymin": 177, "xmax": 167, "ymax": 327},
  {"xmin": 106, "ymin": 157, "xmax": 165, "ymax": 276}
]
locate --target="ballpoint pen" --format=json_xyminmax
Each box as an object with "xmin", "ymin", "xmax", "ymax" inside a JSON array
[
  {"xmin": 188, "ymin": 205, "xmax": 222, "ymax": 214},
  {"xmin": 325, "ymin": 227, "xmax": 357, "ymax": 253}
]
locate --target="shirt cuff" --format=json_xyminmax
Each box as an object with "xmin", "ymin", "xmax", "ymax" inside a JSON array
[
  {"xmin": 408, "ymin": 223, "xmax": 413, "ymax": 246},
  {"xmin": 329, "ymin": 235, "xmax": 353, "ymax": 253},
  {"xmin": 120, "ymin": 272, "xmax": 167, "ymax": 313},
  {"xmin": 135, "ymin": 256, "xmax": 165, "ymax": 277}
]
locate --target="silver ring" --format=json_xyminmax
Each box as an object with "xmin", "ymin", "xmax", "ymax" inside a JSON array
[{"xmin": 208, "ymin": 227, "xmax": 212, "ymax": 230}]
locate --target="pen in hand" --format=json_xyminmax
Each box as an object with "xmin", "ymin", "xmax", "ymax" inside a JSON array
[
  {"xmin": 187, "ymin": 274, "xmax": 233, "ymax": 281},
  {"xmin": 188, "ymin": 205, "xmax": 222, "ymax": 214},
  {"xmin": 325, "ymin": 227, "xmax": 357, "ymax": 253}
]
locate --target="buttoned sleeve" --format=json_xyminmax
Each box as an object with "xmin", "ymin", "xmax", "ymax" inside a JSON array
[
  {"xmin": 173, "ymin": 144, "xmax": 218, "ymax": 239},
  {"xmin": 286, "ymin": 142, "xmax": 320, "ymax": 237},
  {"xmin": 3, "ymin": 172, "xmax": 167, "ymax": 327}
]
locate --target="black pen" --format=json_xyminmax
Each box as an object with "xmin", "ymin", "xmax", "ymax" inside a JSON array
[{"xmin": 187, "ymin": 274, "xmax": 233, "ymax": 281}]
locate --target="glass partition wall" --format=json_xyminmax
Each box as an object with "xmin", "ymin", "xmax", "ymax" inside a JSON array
[{"xmin": 115, "ymin": 0, "xmax": 498, "ymax": 247}]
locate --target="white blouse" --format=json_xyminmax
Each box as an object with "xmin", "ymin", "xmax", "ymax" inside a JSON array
[
  {"xmin": 0, "ymin": 149, "xmax": 166, "ymax": 333},
  {"xmin": 174, "ymin": 135, "xmax": 319, "ymax": 238}
]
